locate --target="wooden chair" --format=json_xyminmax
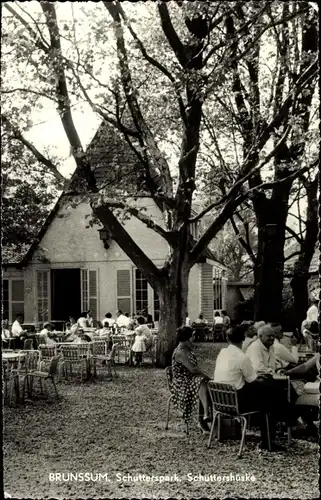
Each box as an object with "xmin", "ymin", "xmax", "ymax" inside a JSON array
[
  {"xmin": 164, "ymin": 366, "xmax": 189, "ymax": 435},
  {"xmin": 143, "ymin": 337, "xmax": 158, "ymax": 366},
  {"xmin": 207, "ymin": 381, "xmax": 271, "ymax": 458},
  {"xmin": 23, "ymin": 355, "xmax": 61, "ymax": 401},
  {"xmin": 3, "ymin": 360, "xmax": 20, "ymax": 406},
  {"xmin": 111, "ymin": 335, "xmax": 131, "ymax": 364}
]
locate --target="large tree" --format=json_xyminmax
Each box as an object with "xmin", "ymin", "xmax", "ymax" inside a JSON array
[
  {"xmin": 2, "ymin": 1, "xmax": 316, "ymax": 364},
  {"xmin": 200, "ymin": 2, "xmax": 318, "ymax": 322}
]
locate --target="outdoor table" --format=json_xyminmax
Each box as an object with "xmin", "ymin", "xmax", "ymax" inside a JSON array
[{"xmin": 2, "ymin": 351, "xmax": 27, "ymax": 404}]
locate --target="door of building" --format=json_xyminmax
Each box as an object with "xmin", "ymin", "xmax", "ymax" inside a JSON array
[{"xmin": 51, "ymin": 269, "xmax": 81, "ymax": 322}]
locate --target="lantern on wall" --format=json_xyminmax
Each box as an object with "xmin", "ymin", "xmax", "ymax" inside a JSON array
[{"xmin": 98, "ymin": 227, "xmax": 111, "ymax": 250}]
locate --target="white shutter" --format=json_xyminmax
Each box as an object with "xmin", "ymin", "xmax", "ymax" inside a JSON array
[
  {"xmin": 117, "ymin": 270, "xmax": 131, "ymax": 314},
  {"xmin": 36, "ymin": 271, "xmax": 49, "ymax": 322},
  {"xmin": 201, "ymin": 264, "xmax": 214, "ymax": 322},
  {"xmin": 81, "ymin": 269, "xmax": 89, "ymax": 312},
  {"xmin": 88, "ymin": 270, "xmax": 98, "ymax": 320},
  {"xmin": 11, "ymin": 279, "xmax": 25, "ymax": 320}
]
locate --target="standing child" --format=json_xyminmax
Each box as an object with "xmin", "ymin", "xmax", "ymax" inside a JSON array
[{"xmin": 131, "ymin": 316, "xmax": 148, "ymax": 366}]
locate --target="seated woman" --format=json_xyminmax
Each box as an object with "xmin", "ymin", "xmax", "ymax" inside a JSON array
[
  {"xmin": 213, "ymin": 312, "xmax": 223, "ymax": 325},
  {"xmin": 241, "ymin": 321, "xmax": 257, "ymax": 352},
  {"xmin": 38, "ymin": 323, "xmax": 56, "ymax": 346},
  {"xmin": 172, "ymin": 326, "xmax": 211, "ymax": 432},
  {"xmin": 286, "ymin": 353, "xmax": 320, "ymax": 438},
  {"xmin": 302, "ymin": 321, "xmax": 319, "ymax": 352},
  {"xmin": 2, "ymin": 320, "xmax": 11, "ymax": 347}
]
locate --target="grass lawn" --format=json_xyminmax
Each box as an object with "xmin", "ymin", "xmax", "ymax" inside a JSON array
[{"xmin": 3, "ymin": 343, "xmax": 319, "ymax": 499}]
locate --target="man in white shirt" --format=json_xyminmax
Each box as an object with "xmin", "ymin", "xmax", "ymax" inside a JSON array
[
  {"xmin": 307, "ymin": 299, "xmax": 318, "ymax": 323},
  {"xmin": 246, "ymin": 325, "xmax": 278, "ymax": 374},
  {"xmin": 195, "ymin": 313, "xmax": 208, "ymax": 325},
  {"xmin": 270, "ymin": 323, "xmax": 298, "ymax": 369},
  {"xmin": 102, "ymin": 312, "xmax": 115, "ymax": 327},
  {"xmin": 214, "ymin": 325, "xmax": 283, "ymax": 451},
  {"xmin": 77, "ymin": 312, "xmax": 88, "ymax": 329},
  {"xmin": 116, "ymin": 310, "xmax": 130, "ymax": 328},
  {"xmin": 11, "ymin": 313, "xmax": 24, "ymax": 338}
]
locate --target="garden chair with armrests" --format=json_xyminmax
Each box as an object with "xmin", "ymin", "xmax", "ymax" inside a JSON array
[
  {"xmin": 207, "ymin": 381, "xmax": 271, "ymax": 458},
  {"xmin": 164, "ymin": 366, "xmax": 189, "ymax": 435},
  {"xmin": 38, "ymin": 345, "xmax": 58, "ymax": 371},
  {"xmin": 90, "ymin": 340, "xmax": 114, "ymax": 378},
  {"xmin": 59, "ymin": 344, "xmax": 90, "ymax": 382},
  {"xmin": 23, "ymin": 355, "xmax": 61, "ymax": 401}
]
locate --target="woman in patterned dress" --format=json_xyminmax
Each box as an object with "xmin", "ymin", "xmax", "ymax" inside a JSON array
[{"xmin": 172, "ymin": 326, "xmax": 211, "ymax": 431}]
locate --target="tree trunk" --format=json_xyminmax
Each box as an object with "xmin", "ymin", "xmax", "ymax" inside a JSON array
[
  {"xmin": 254, "ymin": 223, "xmax": 287, "ymax": 322},
  {"xmin": 290, "ymin": 175, "xmax": 318, "ymax": 330},
  {"xmin": 253, "ymin": 175, "xmax": 292, "ymax": 322},
  {"xmin": 156, "ymin": 251, "xmax": 190, "ymax": 367}
]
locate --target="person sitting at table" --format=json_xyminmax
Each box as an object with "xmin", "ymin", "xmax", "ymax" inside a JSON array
[
  {"xmin": 221, "ymin": 310, "xmax": 231, "ymax": 329},
  {"xmin": 270, "ymin": 323, "xmax": 299, "ymax": 369},
  {"xmin": 302, "ymin": 321, "xmax": 319, "ymax": 352},
  {"xmin": 213, "ymin": 312, "xmax": 223, "ymax": 325},
  {"xmin": 306, "ymin": 298, "xmax": 318, "ymax": 323},
  {"xmin": 72, "ymin": 328, "xmax": 88, "ymax": 344},
  {"xmin": 39, "ymin": 323, "xmax": 56, "ymax": 346},
  {"xmin": 195, "ymin": 313, "xmax": 208, "ymax": 325},
  {"xmin": 11, "ymin": 313, "xmax": 27, "ymax": 349},
  {"xmin": 2, "ymin": 319, "xmax": 11, "ymax": 347},
  {"xmin": 77, "ymin": 312, "xmax": 88, "ymax": 329},
  {"xmin": 86, "ymin": 310, "xmax": 94, "ymax": 327},
  {"xmin": 214, "ymin": 325, "xmax": 286, "ymax": 451},
  {"xmin": 172, "ymin": 326, "xmax": 212, "ymax": 433},
  {"xmin": 135, "ymin": 316, "xmax": 153, "ymax": 350},
  {"xmin": 66, "ymin": 319, "xmax": 79, "ymax": 341},
  {"xmin": 102, "ymin": 312, "xmax": 115, "ymax": 328},
  {"xmin": 116, "ymin": 309, "xmax": 130, "ymax": 328},
  {"xmin": 286, "ymin": 353, "xmax": 320, "ymax": 439},
  {"xmin": 246, "ymin": 324, "xmax": 278, "ymax": 374},
  {"xmin": 241, "ymin": 321, "xmax": 257, "ymax": 352},
  {"xmin": 185, "ymin": 312, "xmax": 191, "ymax": 327}
]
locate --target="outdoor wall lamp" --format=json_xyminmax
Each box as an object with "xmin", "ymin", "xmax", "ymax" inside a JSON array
[{"xmin": 98, "ymin": 227, "xmax": 111, "ymax": 250}]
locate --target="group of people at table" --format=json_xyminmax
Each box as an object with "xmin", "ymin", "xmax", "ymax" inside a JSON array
[
  {"xmin": 2, "ymin": 309, "xmax": 156, "ymax": 367},
  {"xmin": 172, "ymin": 311, "xmax": 319, "ymax": 452}
]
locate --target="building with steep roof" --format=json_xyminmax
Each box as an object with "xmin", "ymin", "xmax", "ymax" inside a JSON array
[{"xmin": 2, "ymin": 123, "xmax": 227, "ymax": 326}]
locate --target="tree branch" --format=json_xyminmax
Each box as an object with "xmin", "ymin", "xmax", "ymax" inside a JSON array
[
  {"xmin": 91, "ymin": 200, "xmax": 163, "ymax": 289},
  {"xmin": 157, "ymin": 2, "xmax": 187, "ymax": 67},
  {"xmin": 93, "ymin": 196, "xmax": 172, "ymax": 243},
  {"xmin": 2, "ymin": 115, "xmax": 65, "ymax": 185},
  {"xmin": 285, "ymin": 226, "xmax": 303, "ymax": 245}
]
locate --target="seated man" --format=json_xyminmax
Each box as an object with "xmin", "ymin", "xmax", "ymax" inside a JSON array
[
  {"xmin": 241, "ymin": 322, "xmax": 257, "ymax": 352},
  {"xmin": 270, "ymin": 323, "xmax": 299, "ymax": 369},
  {"xmin": 195, "ymin": 313, "xmax": 208, "ymax": 325},
  {"xmin": 102, "ymin": 312, "xmax": 115, "ymax": 327},
  {"xmin": 214, "ymin": 325, "xmax": 285, "ymax": 451},
  {"xmin": 39, "ymin": 323, "xmax": 56, "ymax": 346},
  {"xmin": 77, "ymin": 312, "xmax": 88, "ymax": 329},
  {"xmin": 11, "ymin": 313, "xmax": 27, "ymax": 349},
  {"xmin": 246, "ymin": 324, "xmax": 277, "ymax": 374},
  {"xmin": 116, "ymin": 310, "xmax": 130, "ymax": 328}
]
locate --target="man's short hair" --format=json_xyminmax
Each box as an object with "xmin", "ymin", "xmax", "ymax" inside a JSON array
[
  {"xmin": 226, "ymin": 325, "xmax": 247, "ymax": 344},
  {"xmin": 105, "ymin": 313, "xmax": 112, "ymax": 318}
]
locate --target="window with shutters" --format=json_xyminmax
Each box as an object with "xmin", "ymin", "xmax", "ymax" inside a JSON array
[
  {"xmin": 11, "ymin": 279, "xmax": 25, "ymax": 319},
  {"xmin": 3, "ymin": 279, "xmax": 9, "ymax": 320},
  {"xmin": 117, "ymin": 269, "xmax": 131, "ymax": 315},
  {"xmin": 135, "ymin": 269, "xmax": 148, "ymax": 315},
  {"xmin": 213, "ymin": 268, "xmax": 223, "ymax": 311},
  {"xmin": 81, "ymin": 270, "xmax": 89, "ymax": 312},
  {"xmin": 37, "ymin": 271, "xmax": 49, "ymax": 323},
  {"xmin": 81, "ymin": 269, "xmax": 98, "ymax": 320},
  {"xmin": 2, "ymin": 278, "xmax": 23, "ymax": 322}
]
